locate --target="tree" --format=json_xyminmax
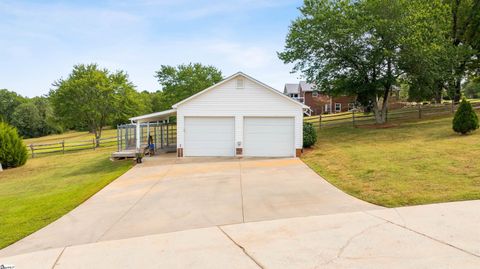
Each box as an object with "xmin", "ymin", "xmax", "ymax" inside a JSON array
[
  {"xmin": 111, "ymin": 73, "xmax": 150, "ymax": 127},
  {"xmin": 447, "ymin": 0, "xmax": 480, "ymax": 102},
  {"xmin": 31, "ymin": 97, "xmax": 63, "ymax": 136},
  {"xmin": 154, "ymin": 63, "xmax": 223, "ymax": 110},
  {"xmin": 11, "ymin": 102, "xmax": 43, "ymax": 138},
  {"xmin": 279, "ymin": 0, "xmax": 453, "ymax": 124},
  {"xmin": 50, "ymin": 64, "xmax": 136, "ymax": 146},
  {"xmin": 463, "ymin": 77, "xmax": 480, "ymax": 98},
  {"xmin": 399, "ymin": 0, "xmax": 455, "ymax": 103},
  {"xmin": 0, "ymin": 89, "xmax": 26, "ymax": 123},
  {"xmin": 452, "ymin": 98, "xmax": 479, "ymax": 134},
  {"xmin": 0, "ymin": 122, "xmax": 27, "ymax": 168},
  {"xmin": 9, "ymin": 98, "xmax": 62, "ymax": 138},
  {"xmin": 279, "ymin": 0, "xmax": 398, "ymax": 124}
]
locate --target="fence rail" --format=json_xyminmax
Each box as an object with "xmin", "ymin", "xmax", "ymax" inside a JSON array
[
  {"xmin": 305, "ymin": 101, "xmax": 480, "ymax": 130},
  {"xmin": 28, "ymin": 136, "xmax": 117, "ymax": 158}
]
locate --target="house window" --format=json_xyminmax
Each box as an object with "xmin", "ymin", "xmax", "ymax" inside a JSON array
[
  {"xmin": 236, "ymin": 78, "xmax": 244, "ymax": 89},
  {"xmin": 335, "ymin": 103, "xmax": 342, "ymax": 112},
  {"xmin": 324, "ymin": 104, "xmax": 330, "ymax": 113},
  {"xmin": 292, "ymin": 93, "xmax": 298, "ymax": 98},
  {"xmin": 312, "ymin": 91, "xmax": 318, "ymax": 97}
]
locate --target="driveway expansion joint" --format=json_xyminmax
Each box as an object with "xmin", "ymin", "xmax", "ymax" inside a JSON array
[
  {"xmin": 95, "ymin": 163, "xmax": 175, "ymax": 242},
  {"xmin": 364, "ymin": 210, "xmax": 480, "ymax": 259},
  {"xmin": 239, "ymin": 161, "xmax": 245, "ymax": 223},
  {"xmin": 217, "ymin": 226, "xmax": 264, "ymax": 269},
  {"xmin": 51, "ymin": 247, "xmax": 66, "ymax": 269}
]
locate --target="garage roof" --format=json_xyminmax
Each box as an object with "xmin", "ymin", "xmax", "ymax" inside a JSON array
[
  {"xmin": 130, "ymin": 72, "xmax": 310, "ymax": 123},
  {"xmin": 172, "ymin": 72, "xmax": 309, "ymax": 109}
]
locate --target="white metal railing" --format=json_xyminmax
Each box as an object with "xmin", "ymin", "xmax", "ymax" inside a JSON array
[{"xmin": 303, "ymin": 107, "xmax": 312, "ymax": 116}]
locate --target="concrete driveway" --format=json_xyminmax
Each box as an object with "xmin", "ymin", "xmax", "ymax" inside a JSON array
[
  {"xmin": 3, "ymin": 200, "xmax": 480, "ymax": 268},
  {"xmin": 0, "ymin": 155, "xmax": 378, "ymax": 257}
]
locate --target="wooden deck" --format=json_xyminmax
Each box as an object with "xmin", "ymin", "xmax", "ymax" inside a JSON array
[
  {"xmin": 111, "ymin": 150, "xmax": 136, "ymax": 160},
  {"xmin": 111, "ymin": 146, "xmax": 176, "ymax": 160}
]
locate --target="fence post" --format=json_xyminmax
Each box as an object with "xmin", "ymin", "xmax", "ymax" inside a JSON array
[
  {"xmin": 319, "ymin": 114, "xmax": 322, "ymax": 130},
  {"xmin": 161, "ymin": 125, "xmax": 164, "ymax": 149},
  {"xmin": 154, "ymin": 124, "xmax": 157, "ymax": 151},
  {"xmin": 117, "ymin": 126, "xmax": 120, "ymax": 152},
  {"xmin": 30, "ymin": 144, "xmax": 35, "ymax": 158},
  {"xmin": 352, "ymin": 110, "xmax": 356, "ymax": 127},
  {"xmin": 418, "ymin": 104, "xmax": 422, "ymax": 119},
  {"xmin": 166, "ymin": 124, "xmax": 169, "ymax": 147},
  {"xmin": 62, "ymin": 140, "xmax": 65, "ymax": 154},
  {"xmin": 93, "ymin": 138, "xmax": 96, "ymax": 150}
]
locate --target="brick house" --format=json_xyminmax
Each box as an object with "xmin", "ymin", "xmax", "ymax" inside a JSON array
[{"xmin": 284, "ymin": 82, "xmax": 356, "ymax": 115}]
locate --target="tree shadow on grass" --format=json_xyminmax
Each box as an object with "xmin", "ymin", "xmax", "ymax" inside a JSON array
[{"xmin": 61, "ymin": 156, "xmax": 131, "ymax": 178}]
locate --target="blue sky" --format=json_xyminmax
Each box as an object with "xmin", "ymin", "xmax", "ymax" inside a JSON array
[{"xmin": 0, "ymin": 0, "xmax": 304, "ymax": 97}]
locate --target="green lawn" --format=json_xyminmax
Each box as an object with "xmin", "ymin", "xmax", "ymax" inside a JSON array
[
  {"xmin": 0, "ymin": 146, "xmax": 132, "ymax": 249},
  {"xmin": 24, "ymin": 129, "xmax": 118, "ymax": 144},
  {"xmin": 24, "ymin": 129, "xmax": 119, "ymax": 155},
  {"xmin": 302, "ymin": 116, "xmax": 480, "ymax": 207}
]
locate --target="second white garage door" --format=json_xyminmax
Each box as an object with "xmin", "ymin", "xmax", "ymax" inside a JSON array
[
  {"xmin": 244, "ymin": 117, "xmax": 295, "ymax": 157},
  {"xmin": 184, "ymin": 117, "xmax": 235, "ymax": 157}
]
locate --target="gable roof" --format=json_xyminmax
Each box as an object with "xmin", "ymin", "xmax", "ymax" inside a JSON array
[
  {"xmin": 172, "ymin": 72, "xmax": 308, "ymax": 109},
  {"xmin": 299, "ymin": 81, "xmax": 315, "ymax": 92},
  {"xmin": 284, "ymin": 83, "xmax": 299, "ymax": 94}
]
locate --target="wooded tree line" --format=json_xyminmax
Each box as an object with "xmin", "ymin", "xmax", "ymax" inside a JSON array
[
  {"xmin": 0, "ymin": 63, "xmax": 222, "ymax": 140},
  {"xmin": 280, "ymin": 0, "xmax": 480, "ymax": 124}
]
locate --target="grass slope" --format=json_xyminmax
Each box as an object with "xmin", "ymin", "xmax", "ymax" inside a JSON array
[
  {"xmin": 24, "ymin": 129, "xmax": 117, "ymax": 145},
  {"xmin": 0, "ymin": 146, "xmax": 132, "ymax": 249},
  {"xmin": 302, "ymin": 116, "xmax": 480, "ymax": 207}
]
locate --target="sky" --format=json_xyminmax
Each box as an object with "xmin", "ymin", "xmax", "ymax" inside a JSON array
[{"xmin": 0, "ymin": 0, "xmax": 305, "ymax": 97}]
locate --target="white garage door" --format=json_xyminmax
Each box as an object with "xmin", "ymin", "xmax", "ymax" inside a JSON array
[
  {"xmin": 184, "ymin": 117, "xmax": 235, "ymax": 157},
  {"xmin": 244, "ymin": 117, "xmax": 294, "ymax": 157}
]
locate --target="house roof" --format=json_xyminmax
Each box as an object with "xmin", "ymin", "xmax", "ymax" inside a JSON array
[
  {"xmin": 299, "ymin": 81, "xmax": 315, "ymax": 92},
  {"xmin": 129, "ymin": 108, "xmax": 177, "ymax": 123},
  {"xmin": 172, "ymin": 71, "xmax": 308, "ymax": 109},
  {"xmin": 284, "ymin": 83, "xmax": 299, "ymax": 94}
]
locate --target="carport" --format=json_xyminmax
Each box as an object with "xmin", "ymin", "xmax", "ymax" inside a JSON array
[{"xmin": 113, "ymin": 109, "xmax": 177, "ymax": 158}]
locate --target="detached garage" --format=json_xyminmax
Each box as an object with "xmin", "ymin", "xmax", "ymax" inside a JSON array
[{"xmin": 130, "ymin": 72, "xmax": 308, "ymax": 158}]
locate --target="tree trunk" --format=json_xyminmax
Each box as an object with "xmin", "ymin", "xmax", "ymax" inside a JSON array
[
  {"xmin": 372, "ymin": 87, "xmax": 391, "ymax": 125},
  {"xmin": 373, "ymin": 57, "xmax": 393, "ymax": 125},
  {"xmin": 454, "ymin": 76, "xmax": 462, "ymax": 103},
  {"xmin": 91, "ymin": 124, "xmax": 101, "ymax": 148},
  {"xmin": 95, "ymin": 128, "xmax": 102, "ymax": 147},
  {"xmin": 434, "ymin": 81, "xmax": 443, "ymax": 104}
]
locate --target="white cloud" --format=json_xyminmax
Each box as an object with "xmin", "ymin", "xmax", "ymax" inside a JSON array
[{"xmin": 206, "ymin": 41, "xmax": 272, "ymax": 69}]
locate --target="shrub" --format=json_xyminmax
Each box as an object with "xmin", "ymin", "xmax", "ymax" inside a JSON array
[
  {"xmin": 452, "ymin": 98, "xmax": 479, "ymax": 135},
  {"xmin": 0, "ymin": 122, "xmax": 28, "ymax": 168},
  {"xmin": 303, "ymin": 122, "xmax": 317, "ymax": 148}
]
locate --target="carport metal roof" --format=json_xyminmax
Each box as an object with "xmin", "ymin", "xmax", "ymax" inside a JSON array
[{"xmin": 129, "ymin": 108, "xmax": 177, "ymax": 123}]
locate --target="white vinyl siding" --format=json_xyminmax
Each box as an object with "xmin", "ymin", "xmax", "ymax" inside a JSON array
[
  {"xmin": 244, "ymin": 117, "xmax": 294, "ymax": 157},
  {"xmin": 184, "ymin": 117, "xmax": 235, "ymax": 157}
]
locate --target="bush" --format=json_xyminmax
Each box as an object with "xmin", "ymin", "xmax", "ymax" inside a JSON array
[
  {"xmin": 0, "ymin": 122, "xmax": 28, "ymax": 168},
  {"xmin": 452, "ymin": 98, "xmax": 479, "ymax": 135},
  {"xmin": 303, "ymin": 122, "xmax": 317, "ymax": 148}
]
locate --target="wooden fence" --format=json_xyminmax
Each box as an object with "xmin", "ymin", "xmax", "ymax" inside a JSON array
[
  {"xmin": 28, "ymin": 136, "xmax": 117, "ymax": 158},
  {"xmin": 304, "ymin": 101, "xmax": 480, "ymax": 129}
]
